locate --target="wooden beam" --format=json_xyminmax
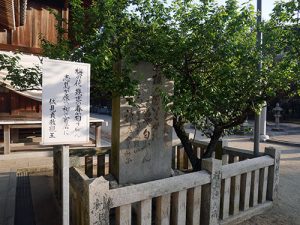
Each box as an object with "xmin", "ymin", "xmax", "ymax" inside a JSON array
[{"xmin": 0, "ymin": 43, "xmax": 42, "ymax": 54}]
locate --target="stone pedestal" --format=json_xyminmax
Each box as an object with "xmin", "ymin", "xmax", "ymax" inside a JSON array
[{"xmin": 111, "ymin": 62, "xmax": 173, "ymax": 184}]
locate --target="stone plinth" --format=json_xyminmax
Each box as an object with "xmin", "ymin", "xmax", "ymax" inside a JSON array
[{"xmin": 111, "ymin": 62, "xmax": 173, "ymax": 184}]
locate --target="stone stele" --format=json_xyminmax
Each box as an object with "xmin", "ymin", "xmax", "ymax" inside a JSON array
[{"xmin": 111, "ymin": 62, "xmax": 173, "ymax": 184}]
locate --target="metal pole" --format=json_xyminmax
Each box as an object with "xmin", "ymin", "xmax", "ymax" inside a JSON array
[
  {"xmin": 61, "ymin": 145, "xmax": 70, "ymax": 225},
  {"xmin": 254, "ymin": 0, "xmax": 262, "ymax": 156}
]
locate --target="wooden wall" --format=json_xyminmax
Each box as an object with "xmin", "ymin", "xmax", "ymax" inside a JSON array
[
  {"xmin": 0, "ymin": 0, "xmax": 68, "ymax": 53},
  {"xmin": 0, "ymin": 87, "xmax": 41, "ymax": 118}
]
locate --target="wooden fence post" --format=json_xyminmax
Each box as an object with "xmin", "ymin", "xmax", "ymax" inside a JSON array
[
  {"xmin": 201, "ymin": 158, "xmax": 222, "ymax": 225},
  {"xmin": 85, "ymin": 156, "xmax": 93, "ymax": 178},
  {"xmin": 97, "ymin": 154, "xmax": 106, "ymax": 177},
  {"xmin": 53, "ymin": 147, "xmax": 62, "ymax": 202},
  {"xmin": 265, "ymin": 147, "xmax": 280, "ymax": 201},
  {"xmin": 88, "ymin": 177, "xmax": 110, "ymax": 225}
]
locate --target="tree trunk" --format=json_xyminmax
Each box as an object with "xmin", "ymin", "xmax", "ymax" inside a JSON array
[
  {"xmin": 203, "ymin": 127, "xmax": 223, "ymax": 159},
  {"xmin": 173, "ymin": 116, "xmax": 202, "ymax": 171}
]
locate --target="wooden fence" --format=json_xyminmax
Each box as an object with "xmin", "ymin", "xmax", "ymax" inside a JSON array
[{"xmin": 68, "ymin": 145, "xmax": 280, "ymax": 225}]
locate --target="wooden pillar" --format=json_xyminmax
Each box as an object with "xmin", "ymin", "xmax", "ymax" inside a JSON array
[
  {"xmin": 265, "ymin": 147, "xmax": 280, "ymax": 201},
  {"xmin": 201, "ymin": 158, "xmax": 222, "ymax": 225},
  {"xmin": 4, "ymin": 125, "xmax": 11, "ymax": 154},
  {"xmin": 61, "ymin": 145, "xmax": 70, "ymax": 225}
]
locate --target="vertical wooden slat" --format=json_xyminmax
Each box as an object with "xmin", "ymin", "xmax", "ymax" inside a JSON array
[
  {"xmin": 171, "ymin": 190, "xmax": 187, "ymax": 225},
  {"xmin": 156, "ymin": 194, "xmax": 171, "ymax": 225},
  {"xmin": 258, "ymin": 167, "xmax": 269, "ymax": 203},
  {"xmin": 220, "ymin": 154, "xmax": 230, "ymax": 219},
  {"xmin": 229, "ymin": 156, "xmax": 240, "ymax": 215},
  {"xmin": 97, "ymin": 154, "xmax": 105, "ymax": 177},
  {"xmin": 250, "ymin": 170, "xmax": 259, "ymax": 207},
  {"xmin": 187, "ymin": 186, "xmax": 201, "ymax": 225},
  {"xmin": 85, "ymin": 156, "xmax": 93, "ymax": 178},
  {"xmin": 222, "ymin": 154, "xmax": 229, "ymax": 165},
  {"xmin": 177, "ymin": 147, "xmax": 184, "ymax": 170},
  {"xmin": 137, "ymin": 199, "xmax": 152, "ymax": 225},
  {"xmin": 172, "ymin": 146, "xmax": 177, "ymax": 169},
  {"xmin": 116, "ymin": 204, "xmax": 132, "ymax": 225},
  {"xmin": 240, "ymin": 172, "xmax": 251, "ymax": 211},
  {"xmin": 183, "ymin": 149, "xmax": 189, "ymax": 170}
]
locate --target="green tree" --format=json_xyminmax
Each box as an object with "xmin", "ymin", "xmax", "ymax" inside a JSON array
[
  {"xmin": 0, "ymin": 0, "xmax": 299, "ymax": 171},
  {"xmin": 134, "ymin": 0, "xmax": 299, "ymax": 170}
]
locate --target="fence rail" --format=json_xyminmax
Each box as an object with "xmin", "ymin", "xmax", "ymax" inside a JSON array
[{"xmin": 68, "ymin": 145, "xmax": 280, "ymax": 225}]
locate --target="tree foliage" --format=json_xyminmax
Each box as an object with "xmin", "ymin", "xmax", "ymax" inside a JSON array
[{"xmin": 0, "ymin": 0, "xmax": 299, "ymax": 171}]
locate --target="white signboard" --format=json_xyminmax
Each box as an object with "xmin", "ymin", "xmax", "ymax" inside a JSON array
[{"xmin": 42, "ymin": 59, "xmax": 90, "ymax": 145}]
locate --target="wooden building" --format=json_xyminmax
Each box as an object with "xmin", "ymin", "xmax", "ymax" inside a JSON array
[
  {"xmin": 0, "ymin": 0, "xmax": 69, "ymax": 54},
  {"xmin": 0, "ymin": 84, "xmax": 41, "ymax": 119}
]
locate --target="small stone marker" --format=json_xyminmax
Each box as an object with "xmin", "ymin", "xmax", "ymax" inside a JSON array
[{"xmin": 111, "ymin": 62, "xmax": 173, "ymax": 184}]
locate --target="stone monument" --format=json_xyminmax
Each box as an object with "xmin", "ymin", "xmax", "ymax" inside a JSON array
[{"xmin": 111, "ymin": 62, "xmax": 173, "ymax": 184}]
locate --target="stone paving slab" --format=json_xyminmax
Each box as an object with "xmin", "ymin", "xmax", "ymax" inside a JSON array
[
  {"xmin": 0, "ymin": 171, "xmax": 16, "ymax": 225},
  {"xmin": 14, "ymin": 171, "xmax": 36, "ymax": 225}
]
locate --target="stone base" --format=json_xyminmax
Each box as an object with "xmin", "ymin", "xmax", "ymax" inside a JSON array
[{"xmin": 260, "ymin": 134, "xmax": 270, "ymax": 142}]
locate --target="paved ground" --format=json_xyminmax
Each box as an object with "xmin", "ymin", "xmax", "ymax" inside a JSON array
[
  {"xmin": 14, "ymin": 172, "xmax": 36, "ymax": 225},
  {"xmin": 0, "ymin": 115, "xmax": 300, "ymax": 225},
  {"xmin": 229, "ymin": 140, "xmax": 300, "ymax": 225}
]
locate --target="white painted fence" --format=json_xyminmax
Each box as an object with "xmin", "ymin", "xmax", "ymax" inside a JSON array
[{"xmin": 69, "ymin": 146, "xmax": 280, "ymax": 225}]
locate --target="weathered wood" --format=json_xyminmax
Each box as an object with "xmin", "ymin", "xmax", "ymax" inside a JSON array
[
  {"xmin": 97, "ymin": 154, "xmax": 106, "ymax": 177},
  {"xmin": 201, "ymin": 158, "xmax": 222, "ymax": 225},
  {"xmin": 222, "ymin": 154, "xmax": 229, "ymax": 165},
  {"xmin": 223, "ymin": 146, "xmax": 263, "ymax": 159},
  {"xmin": 187, "ymin": 186, "xmax": 201, "ymax": 225},
  {"xmin": 183, "ymin": 149, "xmax": 190, "ymax": 170},
  {"xmin": 229, "ymin": 156, "xmax": 240, "ymax": 215},
  {"xmin": 258, "ymin": 167, "xmax": 268, "ymax": 203},
  {"xmin": 177, "ymin": 147, "xmax": 184, "ymax": 170},
  {"xmin": 172, "ymin": 146, "xmax": 177, "ymax": 169},
  {"xmin": 240, "ymin": 172, "xmax": 251, "ymax": 211},
  {"xmin": 137, "ymin": 199, "xmax": 152, "ymax": 225},
  {"xmin": 250, "ymin": 170, "xmax": 259, "ymax": 207},
  {"xmin": 85, "ymin": 156, "xmax": 93, "ymax": 178},
  {"xmin": 116, "ymin": 204, "xmax": 131, "ymax": 225},
  {"xmin": 4, "ymin": 125, "xmax": 10, "ymax": 154},
  {"xmin": 222, "ymin": 156, "xmax": 274, "ymax": 179},
  {"xmin": 220, "ymin": 154, "xmax": 230, "ymax": 219},
  {"xmin": 109, "ymin": 171, "xmax": 210, "ymax": 208},
  {"xmin": 156, "ymin": 194, "xmax": 171, "ymax": 225},
  {"xmin": 171, "ymin": 190, "xmax": 187, "ymax": 225},
  {"xmin": 265, "ymin": 147, "xmax": 280, "ymax": 201},
  {"xmin": 215, "ymin": 140, "xmax": 223, "ymax": 160}
]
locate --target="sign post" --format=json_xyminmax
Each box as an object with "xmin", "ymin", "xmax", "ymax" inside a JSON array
[{"xmin": 42, "ymin": 59, "xmax": 90, "ymax": 225}]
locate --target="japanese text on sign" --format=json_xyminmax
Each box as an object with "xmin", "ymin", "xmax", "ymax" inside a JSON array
[{"xmin": 42, "ymin": 59, "xmax": 90, "ymax": 145}]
